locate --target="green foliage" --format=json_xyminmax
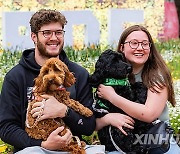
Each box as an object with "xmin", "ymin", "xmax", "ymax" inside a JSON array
[
  {"xmin": 169, "ymin": 109, "xmax": 180, "ymax": 134},
  {"xmin": 64, "ymin": 45, "xmax": 110, "ymax": 74},
  {"xmin": 82, "ymin": 131, "xmax": 100, "ymax": 145},
  {"xmin": 155, "ymin": 39, "xmax": 180, "ymax": 80},
  {"xmin": 167, "ymin": 55, "xmax": 180, "ymax": 80},
  {"xmin": 156, "ymin": 39, "xmax": 180, "ymax": 53},
  {"xmin": 155, "ymin": 40, "xmax": 180, "ymax": 135},
  {"xmin": 0, "ymin": 49, "xmax": 22, "ymax": 91}
]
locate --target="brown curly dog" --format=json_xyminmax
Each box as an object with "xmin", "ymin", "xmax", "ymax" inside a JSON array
[{"xmin": 25, "ymin": 57, "xmax": 93, "ymax": 154}]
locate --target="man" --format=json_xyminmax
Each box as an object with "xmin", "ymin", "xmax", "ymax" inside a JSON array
[{"xmin": 0, "ymin": 9, "xmax": 95, "ymax": 153}]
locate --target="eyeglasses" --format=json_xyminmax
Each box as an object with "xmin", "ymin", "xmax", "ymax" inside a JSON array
[
  {"xmin": 124, "ymin": 39, "xmax": 151, "ymax": 50},
  {"xmin": 38, "ymin": 30, "xmax": 65, "ymax": 38}
]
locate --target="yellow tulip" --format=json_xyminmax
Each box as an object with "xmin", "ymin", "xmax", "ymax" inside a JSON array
[{"xmin": 0, "ymin": 144, "xmax": 7, "ymax": 152}]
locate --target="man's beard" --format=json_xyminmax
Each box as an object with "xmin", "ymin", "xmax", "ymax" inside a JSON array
[{"xmin": 37, "ymin": 39, "xmax": 62, "ymax": 58}]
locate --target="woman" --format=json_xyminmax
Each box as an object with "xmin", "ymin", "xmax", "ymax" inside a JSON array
[{"xmin": 96, "ymin": 25, "xmax": 180, "ymax": 153}]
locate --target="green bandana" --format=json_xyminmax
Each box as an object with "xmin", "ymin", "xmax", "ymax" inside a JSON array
[
  {"xmin": 96, "ymin": 99, "xmax": 109, "ymax": 109},
  {"xmin": 96, "ymin": 78, "xmax": 130, "ymax": 109},
  {"xmin": 103, "ymin": 78, "xmax": 130, "ymax": 86}
]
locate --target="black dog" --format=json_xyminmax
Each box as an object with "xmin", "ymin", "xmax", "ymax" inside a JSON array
[{"xmin": 89, "ymin": 49, "xmax": 152, "ymax": 153}]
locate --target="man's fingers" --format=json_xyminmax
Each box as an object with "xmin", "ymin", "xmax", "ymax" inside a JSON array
[
  {"xmin": 52, "ymin": 127, "xmax": 72, "ymax": 144},
  {"xmin": 41, "ymin": 94, "xmax": 51, "ymax": 99},
  {"xmin": 67, "ymin": 134, "xmax": 73, "ymax": 144},
  {"xmin": 63, "ymin": 129, "xmax": 72, "ymax": 144},
  {"xmin": 32, "ymin": 111, "xmax": 41, "ymax": 118},
  {"xmin": 31, "ymin": 101, "xmax": 44, "ymax": 118},
  {"xmin": 32, "ymin": 101, "xmax": 43, "ymax": 108},
  {"xmin": 31, "ymin": 106, "xmax": 42, "ymax": 114},
  {"xmin": 38, "ymin": 114, "xmax": 47, "ymax": 121},
  {"xmin": 52, "ymin": 126, "xmax": 65, "ymax": 135},
  {"xmin": 63, "ymin": 129, "xmax": 72, "ymax": 138}
]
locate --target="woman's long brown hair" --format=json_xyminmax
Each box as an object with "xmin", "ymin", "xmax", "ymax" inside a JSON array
[{"xmin": 117, "ymin": 25, "xmax": 176, "ymax": 107}]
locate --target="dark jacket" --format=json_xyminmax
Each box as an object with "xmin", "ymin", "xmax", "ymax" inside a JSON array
[{"xmin": 0, "ymin": 48, "xmax": 95, "ymax": 152}]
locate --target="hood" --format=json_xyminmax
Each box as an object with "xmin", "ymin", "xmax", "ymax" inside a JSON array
[
  {"xmin": 19, "ymin": 48, "xmax": 69, "ymax": 72},
  {"xmin": 19, "ymin": 48, "xmax": 40, "ymax": 72}
]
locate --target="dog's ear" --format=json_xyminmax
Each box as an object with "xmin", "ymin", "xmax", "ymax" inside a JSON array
[
  {"xmin": 89, "ymin": 71, "xmax": 104, "ymax": 88},
  {"xmin": 62, "ymin": 63, "xmax": 76, "ymax": 87},
  {"xmin": 34, "ymin": 75, "xmax": 46, "ymax": 93},
  {"xmin": 90, "ymin": 49, "xmax": 117, "ymax": 87},
  {"xmin": 118, "ymin": 51, "xmax": 127, "ymax": 62},
  {"xmin": 89, "ymin": 55, "xmax": 106, "ymax": 87}
]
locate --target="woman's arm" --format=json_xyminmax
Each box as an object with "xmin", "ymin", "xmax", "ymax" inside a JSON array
[{"xmin": 98, "ymin": 84, "xmax": 168, "ymax": 123}]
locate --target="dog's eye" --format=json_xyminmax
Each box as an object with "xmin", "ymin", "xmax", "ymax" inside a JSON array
[
  {"xmin": 44, "ymin": 70, "xmax": 48, "ymax": 74},
  {"xmin": 53, "ymin": 66, "xmax": 59, "ymax": 72},
  {"xmin": 55, "ymin": 68, "xmax": 64, "ymax": 75}
]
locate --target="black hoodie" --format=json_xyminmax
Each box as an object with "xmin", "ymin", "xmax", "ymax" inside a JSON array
[{"xmin": 0, "ymin": 48, "xmax": 95, "ymax": 152}]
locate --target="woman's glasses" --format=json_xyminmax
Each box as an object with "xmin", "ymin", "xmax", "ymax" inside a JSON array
[{"xmin": 124, "ymin": 39, "xmax": 151, "ymax": 50}]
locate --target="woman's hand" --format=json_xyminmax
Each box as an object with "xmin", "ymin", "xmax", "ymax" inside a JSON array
[
  {"xmin": 31, "ymin": 94, "xmax": 67, "ymax": 121},
  {"xmin": 41, "ymin": 126, "xmax": 72, "ymax": 150},
  {"xmin": 96, "ymin": 113, "xmax": 134, "ymax": 135},
  {"xmin": 97, "ymin": 84, "xmax": 116, "ymax": 101}
]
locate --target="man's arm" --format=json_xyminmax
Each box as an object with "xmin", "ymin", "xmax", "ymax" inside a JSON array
[{"xmin": 0, "ymin": 76, "xmax": 42, "ymax": 151}]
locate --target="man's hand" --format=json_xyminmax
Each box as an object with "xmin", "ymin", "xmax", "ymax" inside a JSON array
[
  {"xmin": 31, "ymin": 94, "xmax": 67, "ymax": 121},
  {"xmin": 41, "ymin": 126, "xmax": 72, "ymax": 150}
]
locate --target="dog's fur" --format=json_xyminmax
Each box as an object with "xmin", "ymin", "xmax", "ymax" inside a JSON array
[
  {"xmin": 25, "ymin": 58, "xmax": 93, "ymax": 154},
  {"xmin": 89, "ymin": 49, "xmax": 152, "ymax": 153}
]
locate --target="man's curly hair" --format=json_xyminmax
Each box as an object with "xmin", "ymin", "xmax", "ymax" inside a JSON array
[{"xmin": 30, "ymin": 9, "xmax": 67, "ymax": 34}]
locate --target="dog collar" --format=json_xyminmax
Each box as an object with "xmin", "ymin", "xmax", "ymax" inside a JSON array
[{"xmin": 103, "ymin": 78, "xmax": 130, "ymax": 86}]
